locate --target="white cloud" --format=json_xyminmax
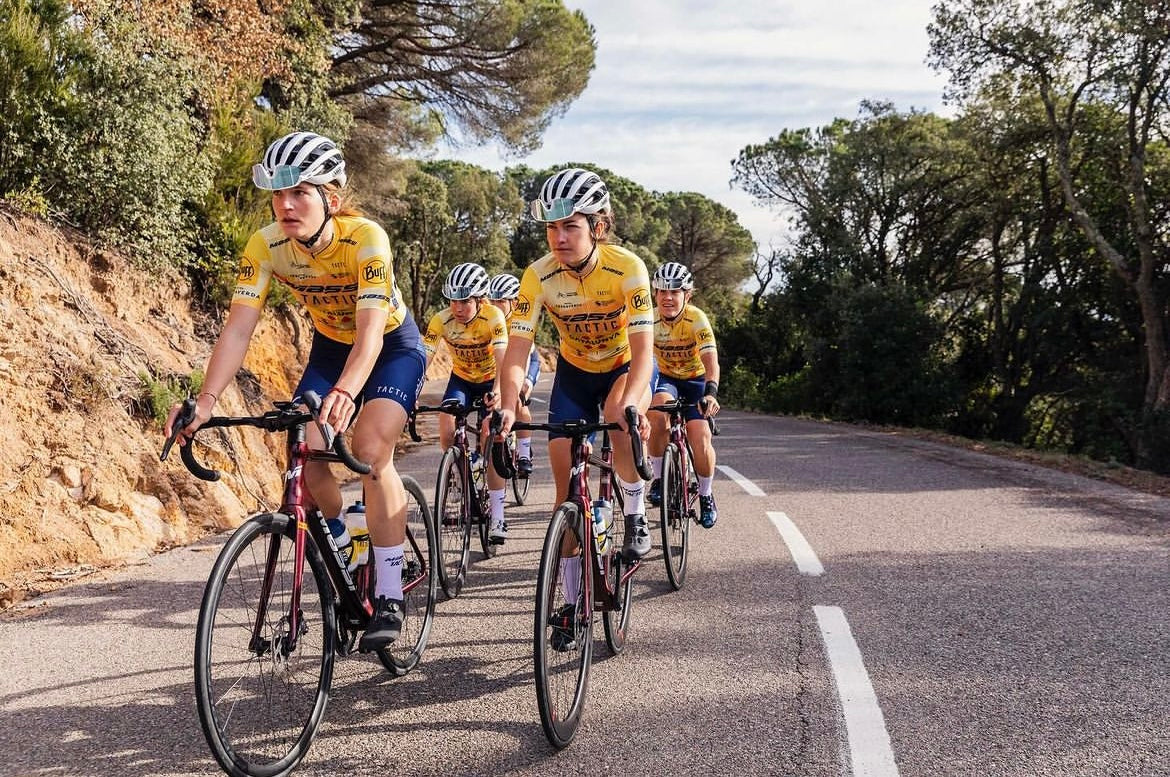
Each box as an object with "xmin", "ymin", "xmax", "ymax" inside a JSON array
[{"xmin": 439, "ymin": 0, "xmax": 950, "ymax": 250}]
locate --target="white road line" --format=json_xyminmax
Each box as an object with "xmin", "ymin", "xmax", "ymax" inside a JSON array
[
  {"xmin": 814, "ymin": 606, "xmax": 901, "ymax": 777},
  {"xmin": 716, "ymin": 464, "xmax": 765, "ymax": 496},
  {"xmin": 767, "ymin": 511, "xmax": 824, "ymax": 576}
]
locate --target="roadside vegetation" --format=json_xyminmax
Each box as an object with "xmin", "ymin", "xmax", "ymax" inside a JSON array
[{"xmin": 2, "ymin": 0, "xmax": 1168, "ymax": 476}]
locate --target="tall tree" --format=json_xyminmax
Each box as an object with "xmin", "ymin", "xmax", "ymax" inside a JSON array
[
  {"xmin": 330, "ymin": 0, "xmax": 596, "ymax": 153},
  {"xmin": 658, "ymin": 192, "xmax": 755, "ymax": 323},
  {"xmin": 929, "ymin": 0, "xmax": 1170, "ymax": 465},
  {"xmin": 383, "ymin": 160, "xmax": 520, "ymax": 321}
]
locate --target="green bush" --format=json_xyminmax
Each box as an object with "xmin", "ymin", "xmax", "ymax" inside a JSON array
[{"xmin": 138, "ymin": 369, "xmax": 203, "ymax": 426}]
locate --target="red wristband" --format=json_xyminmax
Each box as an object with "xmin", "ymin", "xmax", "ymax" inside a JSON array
[{"xmin": 329, "ymin": 387, "xmax": 354, "ymax": 402}]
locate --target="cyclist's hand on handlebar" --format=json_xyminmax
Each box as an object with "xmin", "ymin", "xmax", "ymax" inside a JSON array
[
  {"xmin": 519, "ymin": 378, "xmax": 533, "ymax": 404},
  {"xmin": 700, "ymin": 396, "xmax": 720, "ymax": 417},
  {"xmin": 616, "ymin": 403, "xmax": 650, "ymax": 441},
  {"xmin": 321, "ymin": 387, "xmax": 357, "ymax": 433},
  {"xmin": 495, "ymin": 407, "xmax": 516, "ymax": 438},
  {"xmin": 164, "ymin": 397, "xmax": 211, "ymax": 446},
  {"xmin": 483, "ymin": 389, "xmax": 500, "ymax": 411}
]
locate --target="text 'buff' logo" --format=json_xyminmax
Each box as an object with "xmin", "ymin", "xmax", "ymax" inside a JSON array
[
  {"xmin": 364, "ymin": 260, "xmax": 387, "ymax": 283},
  {"xmin": 237, "ymin": 257, "xmax": 256, "ymax": 282},
  {"xmin": 632, "ymin": 291, "xmax": 651, "ymax": 312},
  {"xmin": 516, "ymin": 295, "xmax": 532, "ymax": 317}
]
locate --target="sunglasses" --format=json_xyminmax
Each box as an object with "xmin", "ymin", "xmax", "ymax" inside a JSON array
[{"xmin": 252, "ymin": 164, "xmax": 304, "ymax": 191}]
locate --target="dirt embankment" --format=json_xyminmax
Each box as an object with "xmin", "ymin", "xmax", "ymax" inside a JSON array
[{"xmin": 0, "ymin": 207, "xmax": 454, "ymax": 606}]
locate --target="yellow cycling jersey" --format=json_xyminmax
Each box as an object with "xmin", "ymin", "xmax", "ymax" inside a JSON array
[
  {"xmin": 233, "ymin": 215, "xmax": 407, "ymax": 344},
  {"xmin": 422, "ymin": 303, "xmax": 508, "ymax": 383},
  {"xmin": 511, "ymin": 243, "xmax": 653, "ymax": 373},
  {"xmin": 654, "ymin": 303, "xmax": 717, "ymax": 379}
]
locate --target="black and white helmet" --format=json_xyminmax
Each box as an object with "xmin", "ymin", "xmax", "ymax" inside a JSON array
[
  {"xmin": 529, "ymin": 167, "xmax": 611, "ymax": 222},
  {"xmin": 652, "ymin": 261, "xmax": 694, "ymax": 291},
  {"xmin": 487, "ymin": 274, "xmax": 521, "ymax": 301},
  {"xmin": 443, "ymin": 263, "xmax": 490, "ymax": 300},
  {"xmin": 253, "ymin": 131, "xmax": 347, "ymax": 191}
]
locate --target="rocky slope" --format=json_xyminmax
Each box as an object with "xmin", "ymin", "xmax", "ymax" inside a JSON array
[{"xmin": 0, "ymin": 206, "xmax": 452, "ymax": 605}]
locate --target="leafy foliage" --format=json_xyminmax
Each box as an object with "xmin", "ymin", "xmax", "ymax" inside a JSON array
[{"xmin": 330, "ymin": 0, "xmax": 596, "ymax": 153}]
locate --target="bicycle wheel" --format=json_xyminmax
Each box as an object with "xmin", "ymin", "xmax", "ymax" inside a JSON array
[
  {"xmin": 660, "ymin": 442, "xmax": 690, "ymax": 591},
  {"xmin": 510, "ymin": 434, "xmax": 531, "ymax": 505},
  {"xmin": 601, "ymin": 504, "xmax": 634, "ymax": 655},
  {"xmin": 195, "ymin": 513, "xmax": 335, "ymax": 777},
  {"xmin": 434, "ymin": 447, "xmax": 471, "ymax": 599},
  {"xmin": 476, "ymin": 474, "xmax": 499, "ymax": 559},
  {"xmin": 511, "ymin": 471, "xmax": 531, "ymax": 506},
  {"xmin": 376, "ymin": 476, "xmax": 438, "ymax": 676},
  {"xmin": 534, "ymin": 503, "xmax": 593, "ymax": 750}
]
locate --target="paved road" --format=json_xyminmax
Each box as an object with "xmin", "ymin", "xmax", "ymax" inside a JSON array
[{"xmin": 2, "ymin": 377, "xmax": 1168, "ymax": 776}]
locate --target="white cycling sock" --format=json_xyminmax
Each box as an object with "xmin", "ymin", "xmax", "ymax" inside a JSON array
[
  {"xmin": 518, "ymin": 436, "xmax": 532, "ymax": 458},
  {"xmin": 560, "ymin": 557, "xmax": 581, "ymax": 604},
  {"xmin": 651, "ymin": 456, "xmax": 663, "ymax": 479},
  {"xmin": 490, "ymin": 489, "xmax": 506, "ymax": 523},
  {"xmin": 373, "ymin": 544, "xmax": 404, "ymax": 600},
  {"xmin": 618, "ymin": 477, "xmax": 645, "ymax": 516},
  {"xmin": 698, "ymin": 474, "xmax": 713, "ymax": 497}
]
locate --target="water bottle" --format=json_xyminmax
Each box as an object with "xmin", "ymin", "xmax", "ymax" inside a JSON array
[
  {"xmin": 470, "ymin": 449, "xmax": 484, "ymax": 475},
  {"xmin": 326, "ymin": 516, "xmax": 353, "ymax": 570},
  {"xmin": 345, "ymin": 501, "xmax": 369, "ymax": 569},
  {"xmin": 592, "ymin": 498, "xmax": 612, "ymax": 555}
]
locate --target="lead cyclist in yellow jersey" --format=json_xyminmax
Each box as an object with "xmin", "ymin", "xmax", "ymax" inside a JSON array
[
  {"xmin": 165, "ymin": 131, "xmax": 425, "ymax": 652},
  {"xmin": 422, "ymin": 262, "xmax": 510, "ymax": 541},
  {"xmin": 646, "ymin": 262, "xmax": 721, "ymax": 528},
  {"xmin": 496, "ymin": 168, "xmax": 655, "ymax": 563}
]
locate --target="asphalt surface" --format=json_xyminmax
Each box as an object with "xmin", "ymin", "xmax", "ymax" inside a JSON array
[{"xmin": 2, "ymin": 376, "xmax": 1168, "ymax": 777}]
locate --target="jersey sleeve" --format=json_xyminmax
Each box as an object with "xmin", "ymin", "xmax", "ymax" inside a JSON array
[
  {"xmin": 353, "ymin": 222, "xmax": 395, "ymax": 313},
  {"xmin": 693, "ymin": 308, "xmax": 717, "ymax": 353},
  {"xmin": 422, "ymin": 312, "xmax": 445, "ymax": 360},
  {"xmin": 231, "ymin": 230, "xmax": 275, "ymax": 309},
  {"xmin": 621, "ymin": 257, "xmax": 654, "ymax": 333},
  {"xmin": 510, "ymin": 264, "xmax": 544, "ymax": 341},
  {"xmin": 485, "ymin": 304, "xmax": 509, "ymax": 350}
]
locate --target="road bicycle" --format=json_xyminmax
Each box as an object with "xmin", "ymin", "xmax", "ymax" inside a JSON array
[
  {"xmin": 649, "ymin": 398, "xmax": 719, "ymax": 591},
  {"xmin": 409, "ymin": 397, "xmax": 499, "ymax": 600},
  {"xmin": 492, "ymin": 407, "xmax": 651, "ymax": 749},
  {"xmin": 163, "ymin": 391, "xmax": 438, "ymax": 777}
]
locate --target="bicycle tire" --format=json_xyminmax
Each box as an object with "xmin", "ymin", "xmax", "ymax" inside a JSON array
[
  {"xmin": 376, "ymin": 475, "xmax": 439, "ymax": 676},
  {"xmin": 434, "ymin": 447, "xmax": 471, "ymax": 599},
  {"xmin": 534, "ymin": 502, "xmax": 592, "ymax": 750},
  {"xmin": 194, "ymin": 513, "xmax": 335, "ymax": 777},
  {"xmin": 510, "ymin": 434, "xmax": 531, "ymax": 505},
  {"xmin": 511, "ymin": 470, "xmax": 531, "ymax": 505},
  {"xmin": 601, "ymin": 508, "xmax": 634, "ymax": 655},
  {"xmin": 660, "ymin": 442, "xmax": 690, "ymax": 590},
  {"xmin": 476, "ymin": 471, "xmax": 499, "ymax": 559}
]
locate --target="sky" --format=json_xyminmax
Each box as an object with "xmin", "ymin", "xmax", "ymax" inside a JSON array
[{"xmin": 441, "ymin": 0, "xmax": 952, "ymax": 252}]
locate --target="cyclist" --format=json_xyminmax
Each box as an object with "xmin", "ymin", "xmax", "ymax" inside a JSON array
[
  {"xmin": 164, "ymin": 131, "xmax": 425, "ymax": 652},
  {"xmin": 646, "ymin": 261, "xmax": 721, "ymax": 527},
  {"xmin": 422, "ymin": 262, "xmax": 510, "ymax": 542},
  {"xmin": 486, "ymin": 273, "xmax": 541, "ymax": 477},
  {"xmin": 496, "ymin": 167, "xmax": 655, "ymax": 566}
]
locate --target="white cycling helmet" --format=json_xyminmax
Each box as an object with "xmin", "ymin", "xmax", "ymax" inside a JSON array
[
  {"xmin": 529, "ymin": 167, "xmax": 611, "ymax": 222},
  {"xmin": 652, "ymin": 261, "xmax": 694, "ymax": 291},
  {"xmin": 253, "ymin": 131, "xmax": 347, "ymax": 191},
  {"xmin": 443, "ymin": 263, "xmax": 490, "ymax": 300},
  {"xmin": 487, "ymin": 274, "xmax": 521, "ymax": 301}
]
